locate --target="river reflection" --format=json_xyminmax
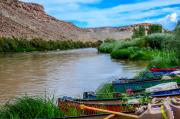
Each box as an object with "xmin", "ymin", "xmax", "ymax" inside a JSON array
[{"xmin": 0, "ymin": 48, "xmax": 147, "ymax": 104}]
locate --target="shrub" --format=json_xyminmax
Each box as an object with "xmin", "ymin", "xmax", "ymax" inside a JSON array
[
  {"xmin": 148, "ymin": 24, "xmax": 162, "ymax": 34},
  {"xmin": 104, "ymin": 38, "xmax": 116, "ymax": 43},
  {"xmin": 174, "ymin": 23, "xmax": 180, "ymax": 58},
  {"xmin": 148, "ymin": 50, "xmax": 179, "ymax": 68},
  {"xmin": 113, "ymin": 38, "xmax": 146, "ymax": 51},
  {"xmin": 111, "ymin": 48, "xmax": 132, "ymax": 59},
  {"xmin": 132, "ymin": 26, "xmax": 145, "ymax": 38},
  {"xmin": 145, "ymin": 33, "xmax": 174, "ymax": 49},
  {"xmin": 130, "ymin": 50, "xmax": 152, "ymax": 60},
  {"xmin": 98, "ymin": 42, "xmax": 115, "ymax": 53}
]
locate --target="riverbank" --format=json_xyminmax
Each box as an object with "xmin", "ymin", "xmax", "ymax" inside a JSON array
[
  {"xmin": 0, "ymin": 37, "xmax": 101, "ymax": 52},
  {"xmin": 98, "ymin": 32, "xmax": 180, "ymax": 68},
  {"xmin": 96, "ymin": 24, "xmax": 180, "ymax": 97}
]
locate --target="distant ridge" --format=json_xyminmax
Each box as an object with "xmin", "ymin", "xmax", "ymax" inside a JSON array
[{"xmin": 0, "ymin": 0, "xmax": 162, "ymax": 41}]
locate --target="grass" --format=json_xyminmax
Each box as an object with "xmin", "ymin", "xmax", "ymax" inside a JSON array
[
  {"xmin": 0, "ymin": 37, "xmax": 101, "ymax": 53},
  {"xmin": 98, "ymin": 41, "xmax": 115, "ymax": 53},
  {"xmin": 98, "ymin": 32, "xmax": 180, "ymax": 68},
  {"xmin": 0, "ymin": 96, "xmax": 64, "ymax": 119},
  {"xmin": 97, "ymin": 24, "xmax": 180, "ymax": 96},
  {"xmin": 96, "ymin": 83, "xmax": 114, "ymax": 98}
]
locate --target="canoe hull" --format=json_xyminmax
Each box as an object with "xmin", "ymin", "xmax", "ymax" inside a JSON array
[
  {"xmin": 57, "ymin": 114, "xmax": 136, "ymax": 119},
  {"xmin": 113, "ymin": 79, "xmax": 180, "ymax": 93},
  {"xmin": 58, "ymin": 98, "xmax": 139, "ymax": 115}
]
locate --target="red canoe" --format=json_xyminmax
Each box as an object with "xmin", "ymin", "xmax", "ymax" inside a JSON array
[{"xmin": 149, "ymin": 67, "xmax": 179, "ymax": 72}]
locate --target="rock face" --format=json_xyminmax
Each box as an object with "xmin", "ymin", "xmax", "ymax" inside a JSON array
[
  {"xmin": 0, "ymin": 0, "xmax": 155, "ymax": 41},
  {"xmin": 80, "ymin": 23, "xmax": 153, "ymax": 40},
  {"xmin": 0, "ymin": 0, "xmax": 85, "ymax": 40}
]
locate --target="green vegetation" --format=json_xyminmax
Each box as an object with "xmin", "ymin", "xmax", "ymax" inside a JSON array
[
  {"xmin": 96, "ymin": 83, "xmax": 114, "ymax": 98},
  {"xmin": 148, "ymin": 24, "xmax": 162, "ymax": 34},
  {"xmin": 132, "ymin": 26, "xmax": 145, "ymax": 38},
  {"xmin": 0, "ymin": 37, "xmax": 101, "ymax": 52},
  {"xmin": 98, "ymin": 24, "xmax": 180, "ymax": 68},
  {"xmin": 97, "ymin": 23, "xmax": 180, "ymax": 97},
  {"xmin": 0, "ymin": 96, "xmax": 64, "ymax": 119}
]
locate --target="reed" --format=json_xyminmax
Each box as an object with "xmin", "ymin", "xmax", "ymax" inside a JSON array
[
  {"xmin": 0, "ymin": 96, "xmax": 64, "ymax": 119},
  {"xmin": 98, "ymin": 30, "xmax": 180, "ymax": 68}
]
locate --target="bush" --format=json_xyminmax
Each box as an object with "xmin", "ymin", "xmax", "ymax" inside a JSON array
[
  {"xmin": 148, "ymin": 50, "xmax": 179, "ymax": 68},
  {"xmin": 132, "ymin": 26, "xmax": 145, "ymax": 38},
  {"xmin": 0, "ymin": 96, "xmax": 64, "ymax": 119},
  {"xmin": 130, "ymin": 50, "xmax": 152, "ymax": 60},
  {"xmin": 148, "ymin": 24, "xmax": 162, "ymax": 34},
  {"xmin": 111, "ymin": 48, "xmax": 132, "ymax": 59},
  {"xmin": 145, "ymin": 33, "xmax": 174, "ymax": 49},
  {"xmin": 113, "ymin": 38, "xmax": 147, "ymax": 50},
  {"xmin": 174, "ymin": 23, "xmax": 180, "ymax": 58},
  {"xmin": 98, "ymin": 42, "xmax": 115, "ymax": 53}
]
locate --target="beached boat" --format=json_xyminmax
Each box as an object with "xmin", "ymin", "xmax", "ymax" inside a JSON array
[
  {"xmin": 151, "ymin": 88, "xmax": 180, "ymax": 98},
  {"xmin": 83, "ymin": 88, "xmax": 180, "ymax": 99},
  {"xmin": 58, "ymin": 113, "xmax": 136, "ymax": 119},
  {"xmin": 113, "ymin": 78, "xmax": 180, "ymax": 93},
  {"xmin": 57, "ymin": 114, "xmax": 111, "ymax": 119},
  {"xmin": 58, "ymin": 97, "xmax": 140, "ymax": 116},
  {"xmin": 149, "ymin": 67, "xmax": 180, "ymax": 72}
]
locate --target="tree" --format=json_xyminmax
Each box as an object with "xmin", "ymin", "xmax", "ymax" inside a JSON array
[
  {"xmin": 148, "ymin": 24, "xmax": 162, "ymax": 34},
  {"xmin": 132, "ymin": 26, "xmax": 145, "ymax": 38}
]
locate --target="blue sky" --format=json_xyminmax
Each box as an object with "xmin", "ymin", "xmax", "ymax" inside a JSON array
[{"xmin": 21, "ymin": 0, "xmax": 180, "ymax": 30}]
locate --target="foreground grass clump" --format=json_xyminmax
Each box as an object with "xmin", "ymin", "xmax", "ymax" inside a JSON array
[
  {"xmin": 0, "ymin": 37, "xmax": 101, "ymax": 52},
  {"xmin": 0, "ymin": 96, "xmax": 64, "ymax": 119}
]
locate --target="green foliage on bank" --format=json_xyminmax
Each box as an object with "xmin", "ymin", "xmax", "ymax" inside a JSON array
[
  {"xmin": 148, "ymin": 24, "xmax": 163, "ymax": 34},
  {"xmin": 132, "ymin": 26, "xmax": 146, "ymax": 38},
  {"xmin": 98, "ymin": 23, "xmax": 180, "ymax": 68},
  {"xmin": 96, "ymin": 83, "xmax": 114, "ymax": 98},
  {"xmin": 0, "ymin": 37, "xmax": 101, "ymax": 52},
  {"xmin": 0, "ymin": 96, "xmax": 64, "ymax": 119}
]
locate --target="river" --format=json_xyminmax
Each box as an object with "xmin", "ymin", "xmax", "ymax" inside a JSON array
[{"xmin": 0, "ymin": 48, "xmax": 147, "ymax": 104}]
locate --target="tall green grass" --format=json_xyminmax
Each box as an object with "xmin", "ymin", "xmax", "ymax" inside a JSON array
[
  {"xmin": 0, "ymin": 37, "xmax": 100, "ymax": 52},
  {"xmin": 0, "ymin": 96, "xmax": 64, "ymax": 119},
  {"xmin": 96, "ymin": 83, "xmax": 114, "ymax": 98},
  {"xmin": 98, "ymin": 30, "xmax": 180, "ymax": 68}
]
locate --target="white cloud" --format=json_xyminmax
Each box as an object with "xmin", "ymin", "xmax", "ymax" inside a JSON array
[
  {"xmin": 146, "ymin": 12, "xmax": 179, "ymax": 30},
  {"xmin": 169, "ymin": 13, "xmax": 178, "ymax": 22},
  {"xmin": 19, "ymin": 0, "xmax": 180, "ymax": 29}
]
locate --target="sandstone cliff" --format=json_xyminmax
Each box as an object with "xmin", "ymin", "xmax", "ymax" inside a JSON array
[
  {"xmin": 0, "ymin": 0, "xmax": 85, "ymax": 40},
  {"xmin": 0, "ymin": 0, "xmax": 157, "ymax": 41}
]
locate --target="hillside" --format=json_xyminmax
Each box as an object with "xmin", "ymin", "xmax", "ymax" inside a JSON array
[
  {"xmin": 0, "ymin": 0, "xmax": 85, "ymax": 40},
  {"xmin": 0, "ymin": 0, "xmax": 158, "ymax": 41},
  {"xmin": 81, "ymin": 23, "xmax": 153, "ymax": 40}
]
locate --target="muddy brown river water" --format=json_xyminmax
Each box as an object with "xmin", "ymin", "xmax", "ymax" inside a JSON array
[{"xmin": 0, "ymin": 48, "xmax": 147, "ymax": 104}]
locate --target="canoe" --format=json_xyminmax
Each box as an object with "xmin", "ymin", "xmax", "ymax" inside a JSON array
[
  {"xmin": 57, "ymin": 113, "xmax": 136, "ymax": 119},
  {"xmin": 58, "ymin": 98, "xmax": 140, "ymax": 115},
  {"xmin": 151, "ymin": 88, "xmax": 180, "ymax": 98},
  {"xmin": 113, "ymin": 78, "xmax": 180, "ymax": 93},
  {"xmin": 57, "ymin": 114, "xmax": 110, "ymax": 119},
  {"xmin": 83, "ymin": 88, "xmax": 180, "ymax": 100},
  {"xmin": 149, "ymin": 67, "xmax": 179, "ymax": 72}
]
